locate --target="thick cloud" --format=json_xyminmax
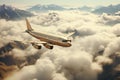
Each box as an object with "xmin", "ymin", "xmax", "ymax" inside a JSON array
[
  {"xmin": 7, "ymin": 58, "xmax": 55, "ymax": 80},
  {"xmin": 0, "ymin": 10, "xmax": 120, "ymax": 80},
  {"xmin": 104, "ymin": 37, "xmax": 120, "ymax": 57},
  {"xmin": 98, "ymin": 13, "xmax": 120, "ymax": 26}
]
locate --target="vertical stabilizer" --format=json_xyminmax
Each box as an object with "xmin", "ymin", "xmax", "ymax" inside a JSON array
[{"xmin": 25, "ymin": 19, "xmax": 33, "ymax": 31}]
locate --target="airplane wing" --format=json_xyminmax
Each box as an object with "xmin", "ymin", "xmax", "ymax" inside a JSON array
[
  {"xmin": 18, "ymin": 40, "xmax": 51, "ymax": 50},
  {"xmin": 1, "ymin": 38, "xmax": 54, "ymax": 50},
  {"xmin": 65, "ymin": 32, "xmax": 75, "ymax": 38},
  {"xmin": 30, "ymin": 41, "xmax": 46, "ymax": 45},
  {"xmin": 14, "ymin": 40, "xmax": 47, "ymax": 49}
]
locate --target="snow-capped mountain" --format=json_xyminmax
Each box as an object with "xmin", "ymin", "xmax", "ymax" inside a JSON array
[
  {"xmin": 27, "ymin": 4, "xmax": 65, "ymax": 12},
  {"xmin": 92, "ymin": 4, "xmax": 120, "ymax": 14},
  {"xmin": 0, "ymin": 4, "xmax": 34, "ymax": 20}
]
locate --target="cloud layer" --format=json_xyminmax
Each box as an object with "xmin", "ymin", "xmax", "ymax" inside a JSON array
[{"xmin": 0, "ymin": 10, "xmax": 120, "ymax": 80}]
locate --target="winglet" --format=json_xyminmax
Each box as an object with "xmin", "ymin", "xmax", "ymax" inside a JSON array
[{"xmin": 25, "ymin": 18, "xmax": 33, "ymax": 31}]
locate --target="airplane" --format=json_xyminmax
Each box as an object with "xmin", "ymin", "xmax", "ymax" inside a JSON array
[{"xmin": 25, "ymin": 19, "xmax": 74, "ymax": 49}]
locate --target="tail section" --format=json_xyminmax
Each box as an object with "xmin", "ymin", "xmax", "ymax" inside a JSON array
[{"xmin": 25, "ymin": 18, "xmax": 33, "ymax": 31}]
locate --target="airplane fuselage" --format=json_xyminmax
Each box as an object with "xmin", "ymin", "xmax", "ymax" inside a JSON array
[{"xmin": 26, "ymin": 30, "xmax": 71, "ymax": 47}]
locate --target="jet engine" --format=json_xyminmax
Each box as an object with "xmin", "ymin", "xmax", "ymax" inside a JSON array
[
  {"xmin": 31, "ymin": 42, "xmax": 42, "ymax": 49},
  {"xmin": 43, "ymin": 43, "xmax": 53, "ymax": 49}
]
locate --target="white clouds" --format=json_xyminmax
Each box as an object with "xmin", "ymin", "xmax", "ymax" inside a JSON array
[
  {"xmin": 98, "ymin": 13, "xmax": 120, "ymax": 26},
  {"xmin": 55, "ymin": 51, "xmax": 96, "ymax": 80},
  {"xmin": 7, "ymin": 58, "xmax": 55, "ymax": 80},
  {"xmin": 103, "ymin": 37, "xmax": 120, "ymax": 57},
  {"xmin": 111, "ymin": 23, "xmax": 120, "ymax": 36},
  {"xmin": 1, "ymin": 10, "xmax": 120, "ymax": 80},
  {"xmin": 52, "ymin": 73, "xmax": 67, "ymax": 80}
]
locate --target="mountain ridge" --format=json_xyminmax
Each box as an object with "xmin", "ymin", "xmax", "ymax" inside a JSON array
[
  {"xmin": 92, "ymin": 4, "xmax": 120, "ymax": 14},
  {"xmin": 0, "ymin": 4, "xmax": 34, "ymax": 20},
  {"xmin": 27, "ymin": 4, "xmax": 65, "ymax": 12}
]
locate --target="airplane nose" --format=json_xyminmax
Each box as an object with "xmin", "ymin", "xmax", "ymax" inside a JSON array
[
  {"xmin": 68, "ymin": 43, "xmax": 72, "ymax": 47},
  {"xmin": 65, "ymin": 42, "xmax": 72, "ymax": 47}
]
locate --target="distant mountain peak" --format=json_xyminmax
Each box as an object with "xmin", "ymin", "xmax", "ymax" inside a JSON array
[
  {"xmin": 92, "ymin": 4, "xmax": 120, "ymax": 14},
  {"xmin": 0, "ymin": 4, "xmax": 34, "ymax": 20},
  {"xmin": 27, "ymin": 4, "xmax": 65, "ymax": 12},
  {"xmin": 0, "ymin": 4, "xmax": 16, "ymax": 10},
  {"xmin": 27, "ymin": 4, "xmax": 95, "ymax": 12}
]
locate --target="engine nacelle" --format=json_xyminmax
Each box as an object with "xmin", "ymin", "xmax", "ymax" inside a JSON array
[
  {"xmin": 43, "ymin": 43, "xmax": 53, "ymax": 49},
  {"xmin": 31, "ymin": 42, "xmax": 42, "ymax": 49}
]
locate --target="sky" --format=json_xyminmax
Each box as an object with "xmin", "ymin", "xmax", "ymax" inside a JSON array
[{"xmin": 0, "ymin": 0, "xmax": 120, "ymax": 9}]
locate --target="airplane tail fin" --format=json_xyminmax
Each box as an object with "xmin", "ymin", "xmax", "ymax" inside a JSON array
[{"xmin": 25, "ymin": 18, "xmax": 33, "ymax": 31}]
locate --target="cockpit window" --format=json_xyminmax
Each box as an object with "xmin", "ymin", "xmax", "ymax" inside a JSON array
[
  {"xmin": 62, "ymin": 40, "xmax": 71, "ymax": 42},
  {"xmin": 62, "ymin": 40, "xmax": 68, "ymax": 42}
]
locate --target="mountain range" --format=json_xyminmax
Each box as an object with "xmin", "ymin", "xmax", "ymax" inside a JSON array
[
  {"xmin": 0, "ymin": 4, "xmax": 120, "ymax": 20},
  {"xmin": 27, "ymin": 4, "xmax": 94, "ymax": 12},
  {"xmin": 27, "ymin": 4, "xmax": 120, "ymax": 14},
  {"xmin": 0, "ymin": 4, "xmax": 34, "ymax": 20},
  {"xmin": 92, "ymin": 4, "xmax": 120, "ymax": 14},
  {"xmin": 27, "ymin": 4, "xmax": 65, "ymax": 12},
  {"xmin": 27, "ymin": 4, "xmax": 92, "ymax": 12},
  {"xmin": 69, "ymin": 6, "xmax": 93, "ymax": 12}
]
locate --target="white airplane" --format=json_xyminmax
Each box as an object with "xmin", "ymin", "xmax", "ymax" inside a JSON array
[{"xmin": 25, "ymin": 19, "xmax": 74, "ymax": 49}]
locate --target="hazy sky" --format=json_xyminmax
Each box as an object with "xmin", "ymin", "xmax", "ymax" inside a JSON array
[{"xmin": 0, "ymin": 0, "xmax": 120, "ymax": 8}]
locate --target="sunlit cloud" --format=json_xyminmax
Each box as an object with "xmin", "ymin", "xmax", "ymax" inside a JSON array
[{"xmin": 0, "ymin": 10, "xmax": 120, "ymax": 80}]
